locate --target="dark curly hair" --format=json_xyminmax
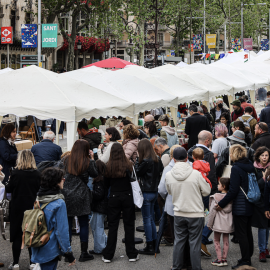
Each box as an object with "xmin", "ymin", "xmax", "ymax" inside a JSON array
[
  {"xmin": 41, "ymin": 167, "xmax": 64, "ymax": 191},
  {"xmin": 0, "ymin": 123, "xmax": 16, "ymax": 139},
  {"xmin": 254, "ymin": 146, "xmax": 270, "ymax": 163},
  {"xmin": 220, "ymin": 112, "xmax": 230, "ymax": 122},
  {"xmin": 106, "ymin": 127, "xmax": 121, "ymax": 141},
  {"xmin": 123, "ymin": 124, "xmax": 140, "ymax": 140}
]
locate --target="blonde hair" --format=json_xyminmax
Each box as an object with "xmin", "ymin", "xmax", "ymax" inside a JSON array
[
  {"xmin": 230, "ymin": 144, "xmax": 247, "ymax": 162},
  {"xmin": 192, "ymin": 147, "xmax": 204, "ymax": 160},
  {"xmin": 170, "ymin": 145, "xmax": 182, "ymax": 159},
  {"xmin": 16, "ymin": 150, "xmax": 37, "ymax": 170}
]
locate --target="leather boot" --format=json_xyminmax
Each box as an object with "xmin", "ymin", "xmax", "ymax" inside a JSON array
[
  {"xmin": 0, "ymin": 262, "xmax": 4, "ymax": 268},
  {"xmin": 138, "ymin": 241, "xmax": 155, "ymax": 255},
  {"xmin": 79, "ymin": 242, "xmax": 95, "ymax": 262},
  {"xmin": 153, "ymin": 239, "xmax": 160, "ymax": 254}
]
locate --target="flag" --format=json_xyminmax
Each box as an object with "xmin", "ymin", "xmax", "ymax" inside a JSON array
[
  {"xmin": 205, "ymin": 53, "xmax": 210, "ymax": 59},
  {"xmin": 220, "ymin": 53, "xmax": 225, "ymax": 59},
  {"xmin": 244, "ymin": 54, "xmax": 248, "ymax": 59},
  {"xmin": 215, "ymin": 54, "xmax": 220, "ymax": 60}
]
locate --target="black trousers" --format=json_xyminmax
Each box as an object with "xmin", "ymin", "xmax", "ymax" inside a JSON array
[
  {"xmin": 233, "ymin": 215, "xmax": 254, "ymax": 262},
  {"xmin": 102, "ymin": 192, "xmax": 138, "ymax": 260}
]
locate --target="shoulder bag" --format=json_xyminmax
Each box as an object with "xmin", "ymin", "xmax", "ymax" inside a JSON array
[{"xmin": 130, "ymin": 167, "xmax": 144, "ymax": 208}]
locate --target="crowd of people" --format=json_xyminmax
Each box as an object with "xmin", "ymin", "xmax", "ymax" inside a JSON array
[{"xmin": 0, "ymin": 94, "xmax": 270, "ymax": 270}]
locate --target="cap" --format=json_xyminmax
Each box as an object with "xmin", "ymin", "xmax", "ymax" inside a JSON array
[
  {"xmin": 158, "ymin": 114, "xmax": 170, "ymax": 122},
  {"xmin": 230, "ymin": 100, "xmax": 241, "ymax": 107},
  {"xmin": 173, "ymin": 147, "xmax": 187, "ymax": 160}
]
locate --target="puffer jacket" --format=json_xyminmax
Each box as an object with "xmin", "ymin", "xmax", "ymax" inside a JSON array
[
  {"xmin": 135, "ymin": 157, "xmax": 164, "ymax": 192},
  {"xmin": 91, "ymin": 178, "xmax": 108, "ymax": 215},
  {"xmin": 218, "ymin": 158, "xmax": 254, "ymax": 216},
  {"xmin": 122, "ymin": 138, "xmax": 139, "ymax": 162},
  {"xmin": 208, "ymin": 193, "xmax": 234, "ymax": 233},
  {"xmin": 82, "ymin": 129, "xmax": 102, "ymax": 160}
]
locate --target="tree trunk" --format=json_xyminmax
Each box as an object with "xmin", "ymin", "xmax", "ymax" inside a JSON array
[
  {"xmin": 130, "ymin": 47, "xmax": 134, "ymax": 63},
  {"xmin": 67, "ymin": 38, "xmax": 75, "ymax": 71},
  {"xmin": 75, "ymin": 49, "xmax": 79, "ymax": 70},
  {"xmin": 83, "ymin": 52, "xmax": 86, "ymax": 66},
  {"xmin": 139, "ymin": 22, "xmax": 145, "ymax": 66},
  {"xmin": 215, "ymin": 30, "xmax": 220, "ymax": 55}
]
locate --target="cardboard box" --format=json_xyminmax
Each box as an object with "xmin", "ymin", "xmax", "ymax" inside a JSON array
[
  {"xmin": 14, "ymin": 140, "xmax": 33, "ymax": 151},
  {"xmin": 14, "ymin": 141, "xmax": 23, "ymax": 151}
]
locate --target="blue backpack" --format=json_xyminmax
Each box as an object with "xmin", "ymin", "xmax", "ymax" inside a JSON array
[{"xmin": 240, "ymin": 172, "xmax": 261, "ymax": 203}]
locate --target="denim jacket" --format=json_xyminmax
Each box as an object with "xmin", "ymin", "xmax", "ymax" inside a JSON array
[{"xmin": 31, "ymin": 199, "xmax": 72, "ymax": 264}]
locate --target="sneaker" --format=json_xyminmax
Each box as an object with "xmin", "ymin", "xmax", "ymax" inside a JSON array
[
  {"xmin": 201, "ymin": 243, "xmax": 211, "ymax": 257},
  {"xmin": 259, "ymin": 252, "xmax": 267, "ymax": 262},
  {"xmin": 102, "ymin": 257, "xmax": 111, "ymax": 263},
  {"xmin": 211, "ymin": 259, "xmax": 223, "ymax": 266},
  {"xmin": 129, "ymin": 255, "xmax": 139, "ymax": 262},
  {"xmin": 8, "ymin": 264, "xmax": 19, "ymax": 270},
  {"xmin": 266, "ymin": 249, "xmax": 270, "ymax": 258},
  {"xmin": 29, "ymin": 264, "xmax": 36, "ymax": 270},
  {"xmin": 160, "ymin": 237, "xmax": 173, "ymax": 246},
  {"xmin": 222, "ymin": 259, "xmax": 228, "ymax": 266}
]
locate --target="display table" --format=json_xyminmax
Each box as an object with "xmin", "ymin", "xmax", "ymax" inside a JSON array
[{"xmin": 14, "ymin": 140, "xmax": 33, "ymax": 151}]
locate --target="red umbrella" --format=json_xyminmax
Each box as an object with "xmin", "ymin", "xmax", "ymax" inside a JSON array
[{"xmin": 82, "ymin": 57, "xmax": 137, "ymax": 69}]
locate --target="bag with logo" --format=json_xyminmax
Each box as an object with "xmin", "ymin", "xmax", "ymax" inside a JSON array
[
  {"xmin": 221, "ymin": 142, "xmax": 232, "ymax": 178},
  {"xmin": 240, "ymin": 172, "xmax": 261, "ymax": 203},
  {"xmin": 130, "ymin": 167, "xmax": 144, "ymax": 208}
]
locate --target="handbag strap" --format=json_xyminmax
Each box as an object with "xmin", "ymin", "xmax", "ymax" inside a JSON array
[
  {"xmin": 132, "ymin": 166, "xmax": 138, "ymax": 181},
  {"xmin": 228, "ymin": 141, "xmax": 231, "ymax": 166},
  {"xmin": 240, "ymin": 186, "xmax": 249, "ymax": 200}
]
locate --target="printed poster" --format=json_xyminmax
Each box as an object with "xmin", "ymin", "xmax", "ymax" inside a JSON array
[
  {"xmin": 21, "ymin": 24, "xmax": 37, "ymax": 48},
  {"xmin": 232, "ymin": 38, "xmax": 241, "ymax": 50}
]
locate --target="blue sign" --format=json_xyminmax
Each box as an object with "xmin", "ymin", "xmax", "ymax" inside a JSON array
[
  {"xmin": 261, "ymin": 39, "xmax": 269, "ymax": 51},
  {"xmin": 21, "ymin": 24, "xmax": 37, "ymax": 48}
]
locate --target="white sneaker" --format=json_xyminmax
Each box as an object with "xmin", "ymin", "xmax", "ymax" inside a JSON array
[
  {"xmin": 129, "ymin": 255, "xmax": 139, "ymax": 262},
  {"xmin": 8, "ymin": 263, "xmax": 19, "ymax": 270},
  {"xmin": 29, "ymin": 264, "xmax": 36, "ymax": 270},
  {"xmin": 102, "ymin": 257, "xmax": 111, "ymax": 263}
]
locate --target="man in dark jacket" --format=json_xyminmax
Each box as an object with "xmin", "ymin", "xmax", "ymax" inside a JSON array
[
  {"xmin": 77, "ymin": 121, "xmax": 102, "ymax": 160},
  {"xmin": 185, "ymin": 105, "xmax": 211, "ymax": 149},
  {"xmin": 251, "ymin": 122, "xmax": 270, "ymax": 151},
  {"xmin": 210, "ymin": 98, "xmax": 229, "ymax": 121},
  {"xmin": 260, "ymin": 98, "xmax": 270, "ymax": 132},
  {"xmin": 31, "ymin": 131, "xmax": 62, "ymax": 166},
  {"xmin": 231, "ymin": 100, "xmax": 244, "ymax": 122}
]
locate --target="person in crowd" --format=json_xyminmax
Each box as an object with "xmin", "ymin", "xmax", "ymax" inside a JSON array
[
  {"xmin": 252, "ymin": 122, "xmax": 270, "ymax": 151},
  {"xmin": 122, "ymin": 124, "xmax": 140, "ymax": 162},
  {"xmin": 216, "ymin": 130, "xmax": 255, "ymax": 178},
  {"xmin": 27, "ymin": 116, "xmax": 43, "ymax": 139},
  {"xmin": 267, "ymin": 91, "xmax": 270, "ymax": 99},
  {"xmin": 97, "ymin": 127, "xmax": 121, "ymax": 164},
  {"xmin": 0, "ymin": 166, "xmax": 4, "ymax": 268},
  {"xmin": 252, "ymin": 146, "xmax": 270, "ymax": 262},
  {"xmin": 154, "ymin": 137, "xmax": 170, "ymax": 167},
  {"xmin": 88, "ymin": 117, "xmax": 102, "ymax": 129},
  {"xmin": 0, "ymin": 123, "xmax": 18, "ymax": 184},
  {"xmin": 216, "ymin": 144, "xmax": 255, "ymax": 269},
  {"xmin": 208, "ymin": 177, "xmax": 233, "ymax": 267},
  {"xmin": 236, "ymin": 106, "xmax": 257, "ymax": 139},
  {"xmin": 210, "ymin": 98, "xmax": 229, "ymax": 121},
  {"xmin": 258, "ymin": 88, "xmax": 267, "ymax": 101},
  {"xmin": 144, "ymin": 121, "xmax": 158, "ymax": 140},
  {"xmin": 231, "ymin": 121, "xmax": 252, "ymax": 146},
  {"xmin": 105, "ymin": 116, "xmax": 121, "ymax": 127},
  {"xmin": 211, "ymin": 123, "xmax": 229, "ymax": 162},
  {"xmin": 241, "ymin": 95, "xmax": 258, "ymax": 120},
  {"xmin": 102, "ymin": 143, "xmax": 138, "ymax": 263},
  {"xmin": 77, "ymin": 121, "xmax": 102, "ymax": 160},
  {"xmin": 62, "ymin": 139, "xmax": 98, "ymax": 262},
  {"xmin": 119, "ymin": 119, "xmax": 148, "ymax": 140},
  {"xmin": 32, "ymin": 167, "xmax": 76, "ymax": 269},
  {"xmin": 31, "ymin": 131, "xmax": 62, "ymax": 166},
  {"xmin": 264, "ymin": 168, "xmax": 270, "ymax": 230},
  {"xmin": 220, "ymin": 112, "xmax": 232, "ymax": 135},
  {"xmin": 185, "ymin": 105, "xmax": 211, "ymax": 149},
  {"xmin": 166, "ymin": 147, "xmax": 211, "ymax": 270},
  {"xmin": 135, "ymin": 139, "xmax": 163, "ymax": 255},
  {"xmin": 4, "ymin": 150, "xmax": 41, "ymax": 270},
  {"xmin": 231, "ymin": 100, "xmax": 244, "ymax": 122},
  {"xmin": 158, "ymin": 115, "xmax": 179, "ymax": 147},
  {"xmin": 89, "ymin": 160, "xmax": 108, "ymax": 255},
  {"xmin": 201, "ymin": 105, "xmax": 214, "ymax": 127},
  {"xmin": 144, "ymin": 114, "xmax": 162, "ymax": 136}
]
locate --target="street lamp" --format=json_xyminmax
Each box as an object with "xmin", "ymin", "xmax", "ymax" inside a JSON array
[{"xmin": 77, "ymin": 40, "xmax": 82, "ymax": 50}]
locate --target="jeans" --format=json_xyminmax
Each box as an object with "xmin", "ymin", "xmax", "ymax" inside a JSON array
[
  {"xmin": 154, "ymin": 199, "xmax": 161, "ymax": 222},
  {"xmin": 141, "ymin": 192, "xmax": 158, "ymax": 242},
  {"xmin": 40, "ymin": 258, "xmax": 58, "ymax": 270},
  {"xmin": 68, "ymin": 215, "xmax": 89, "ymax": 243},
  {"xmin": 37, "ymin": 127, "xmax": 42, "ymax": 137},
  {"xmin": 202, "ymin": 195, "xmax": 212, "ymax": 245},
  {"xmin": 258, "ymin": 228, "xmax": 270, "ymax": 253},
  {"xmin": 90, "ymin": 212, "xmax": 107, "ymax": 253}
]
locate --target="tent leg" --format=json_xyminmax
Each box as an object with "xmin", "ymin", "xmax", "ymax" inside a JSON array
[
  {"xmin": 250, "ymin": 90, "xmax": 255, "ymax": 107},
  {"xmin": 202, "ymin": 101, "xmax": 209, "ymax": 111},
  {"xmin": 66, "ymin": 122, "xmax": 78, "ymax": 151},
  {"xmin": 56, "ymin": 119, "xmax": 60, "ymax": 145},
  {"xmin": 170, "ymin": 106, "xmax": 178, "ymax": 128},
  {"xmin": 133, "ymin": 115, "xmax": 139, "ymax": 126},
  {"xmin": 228, "ymin": 95, "xmax": 234, "ymax": 113}
]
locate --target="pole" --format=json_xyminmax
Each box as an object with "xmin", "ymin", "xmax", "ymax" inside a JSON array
[
  {"xmin": 241, "ymin": 2, "xmax": 243, "ymax": 48},
  {"xmin": 7, "ymin": 44, "xmax": 9, "ymax": 68},
  {"xmin": 190, "ymin": 0, "xmax": 192, "ymax": 64},
  {"xmin": 38, "ymin": 0, "xmax": 41, "ymax": 66},
  {"xmin": 203, "ymin": 0, "xmax": 205, "ymax": 55},
  {"xmin": 269, "ymin": 9, "xmax": 270, "ymax": 50},
  {"xmin": 224, "ymin": 23, "xmax": 226, "ymax": 53},
  {"xmin": 154, "ymin": 0, "xmax": 158, "ymax": 67}
]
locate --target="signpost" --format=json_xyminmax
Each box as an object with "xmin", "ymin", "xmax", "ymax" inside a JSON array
[
  {"xmin": 1, "ymin": 27, "xmax": 13, "ymax": 68},
  {"xmin": 42, "ymin": 24, "xmax": 58, "ymax": 48}
]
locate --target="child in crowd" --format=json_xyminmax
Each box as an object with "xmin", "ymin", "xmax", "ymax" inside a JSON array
[
  {"xmin": 208, "ymin": 178, "xmax": 234, "ymax": 267},
  {"xmin": 192, "ymin": 148, "xmax": 212, "ymax": 188},
  {"xmin": 90, "ymin": 160, "xmax": 108, "ymax": 255}
]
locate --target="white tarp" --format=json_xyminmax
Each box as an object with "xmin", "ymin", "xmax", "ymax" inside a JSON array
[
  {"xmin": 176, "ymin": 61, "xmax": 188, "ymax": 67},
  {"xmin": 0, "ymin": 68, "xmax": 13, "ymax": 74}
]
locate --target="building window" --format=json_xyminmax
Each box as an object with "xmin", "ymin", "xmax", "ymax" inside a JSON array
[
  {"xmin": 25, "ymin": 12, "xmax": 31, "ymax": 24},
  {"xmin": 11, "ymin": 10, "xmax": 16, "ymax": 30},
  {"xmin": 158, "ymin": 33, "xmax": 164, "ymax": 46}
]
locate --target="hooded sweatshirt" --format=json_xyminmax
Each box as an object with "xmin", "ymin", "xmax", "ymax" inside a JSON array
[
  {"xmin": 160, "ymin": 126, "xmax": 179, "ymax": 148},
  {"xmin": 165, "ymin": 162, "xmax": 211, "ymax": 218}
]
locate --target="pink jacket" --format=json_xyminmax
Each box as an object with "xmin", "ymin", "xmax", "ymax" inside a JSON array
[
  {"xmin": 208, "ymin": 193, "xmax": 234, "ymax": 234},
  {"xmin": 122, "ymin": 138, "xmax": 139, "ymax": 162}
]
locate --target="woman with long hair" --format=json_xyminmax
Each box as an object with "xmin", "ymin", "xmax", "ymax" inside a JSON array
[
  {"xmin": 102, "ymin": 143, "xmax": 138, "ymax": 263},
  {"xmin": 0, "ymin": 123, "xmax": 18, "ymax": 184},
  {"xmin": 4, "ymin": 150, "xmax": 41, "ymax": 270},
  {"xmin": 144, "ymin": 121, "xmax": 158, "ymax": 140},
  {"xmin": 220, "ymin": 112, "xmax": 231, "ymax": 135},
  {"xmin": 62, "ymin": 139, "xmax": 98, "ymax": 262},
  {"xmin": 135, "ymin": 139, "xmax": 164, "ymax": 255}
]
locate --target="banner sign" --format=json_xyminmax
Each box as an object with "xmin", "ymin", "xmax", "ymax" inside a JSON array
[
  {"xmin": 206, "ymin": 34, "xmax": 216, "ymax": 48},
  {"xmin": 243, "ymin": 38, "xmax": 253, "ymax": 50},
  {"xmin": 261, "ymin": 39, "xmax": 269, "ymax": 51},
  {"xmin": 21, "ymin": 24, "xmax": 37, "ymax": 48},
  {"xmin": 42, "ymin": 24, "xmax": 58, "ymax": 48},
  {"xmin": 193, "ymin": 34, "xmax": 203, "ymax": 50},
  {"xmin": 1, "ymin": 27, "xmax": 13, "ymax": 44},
  {"xmin": 232, "ymin": 38, "xmax": 241, "ymax": 50}
]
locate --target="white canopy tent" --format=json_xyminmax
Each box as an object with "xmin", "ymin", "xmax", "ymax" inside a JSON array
[
  {"xmin": 176, "ymin": 61, "xmax": 188, "ymax": 67},
  {"xmin": 0, "ymin": 68, "xmax": 14, "ymax": 74}
]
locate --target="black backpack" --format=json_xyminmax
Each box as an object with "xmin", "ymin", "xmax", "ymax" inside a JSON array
[{"xmin": 37, "ymin": 161, "xmax": 59, "ymax": 173}]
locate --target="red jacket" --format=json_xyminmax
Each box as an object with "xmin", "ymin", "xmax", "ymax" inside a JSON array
[
  {"xmin": 193, "ymin": 160, "xmax": 212, "ymax": 188},
  {"xmin": 231, "ymin": 107, "xmax": 244, "ymax": 122},
  {"xmin": 240, "ymin": 102, "xmax": 258, "ymax": 120}
]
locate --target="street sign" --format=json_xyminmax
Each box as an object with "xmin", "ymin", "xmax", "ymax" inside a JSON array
[
  {"xmin": 1, "ymin": 27, "xmax": 13, "ymax": 44},
  {"xmin": 42, "ymin": 24, "xmax": 58, "ymax": 48},
  {"xmin": 243, "ymin": 38, "xmax": 253, "ymax": 50},
  {"xmin": 21, "ymin": 55, "xmax": 44, "ymax": 62},
  {"xmin": 206, "ymin": 34, "xmax": 216, "ymax": 48},
  {"xmin": 20, "ymin": 63, "xmax": 38, "ymax": 68}
]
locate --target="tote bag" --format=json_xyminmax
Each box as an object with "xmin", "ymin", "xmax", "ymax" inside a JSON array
[
  {"xmin": 221, "ymin": 144, "xmax": 232, "ymax": 178},
  {"xmin": 130, "ymin": 167, "xmax": 144, "ymax": 208}
]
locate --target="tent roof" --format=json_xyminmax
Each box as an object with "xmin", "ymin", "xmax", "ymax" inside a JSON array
[
  {"xmin": 0, "ymin": 65, "xmax": 134, "ymax": 121},
  {"xmin": 82, "ymin": 57, "xmax": 137, "ymax": 69},
  {"xmin": 0, "ymin": 68, "xmax": 13, "ymax": 74},
  {"xmin": 176, "ymin": 61, "xmax": 188, "ymax": 67}
]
